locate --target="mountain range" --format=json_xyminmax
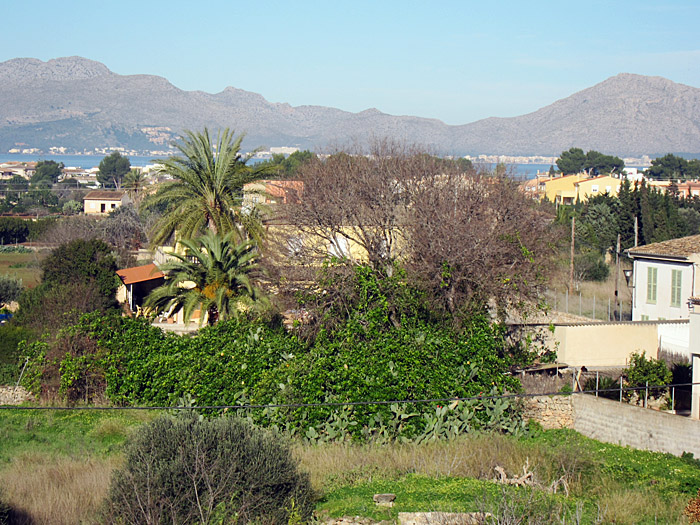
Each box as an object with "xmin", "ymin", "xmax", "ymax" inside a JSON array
[{"xmin": 0, "ymin": 56, "xmax": 699, "ymax": 156}]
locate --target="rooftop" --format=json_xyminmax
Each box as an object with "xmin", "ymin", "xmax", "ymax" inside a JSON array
[
  {"xmin": 84, "ymin": 190, "xmax": 126, "ymax": 200},
  {"xmin": 116, "ymin": 263, "xmax": 164, "ymax": 285},
  {"xmin": 626, "ymin": 234, "xmax": 700, "ymax": 259}
]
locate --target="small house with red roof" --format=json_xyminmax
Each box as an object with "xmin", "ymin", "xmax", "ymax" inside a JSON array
[{"xmin": 116, "ymin": 263, "xmax": 165, "ymax": 314}]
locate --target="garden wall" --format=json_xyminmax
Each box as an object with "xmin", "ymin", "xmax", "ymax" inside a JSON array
[
  {"xmin": 526, "ymin": 394, "xmax": 700, "ymax": 456},
  {"xmin": 572, "ymin": 394, "xmax": 700, "ymax": 456}
]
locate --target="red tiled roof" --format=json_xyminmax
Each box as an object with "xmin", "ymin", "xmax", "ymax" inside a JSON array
[{"xmin": 116, "ymin": 263, "xmax": 164, "ymax": 284}]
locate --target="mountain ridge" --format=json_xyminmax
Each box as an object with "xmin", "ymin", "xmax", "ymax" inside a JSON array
[{"xmin": 0, "ymin": 57, "xmax": 698, "ymax": 156}]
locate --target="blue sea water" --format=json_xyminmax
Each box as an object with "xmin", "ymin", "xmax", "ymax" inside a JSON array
[
  {"xmin": 0, "ymin": 153, "xmax": 557, "ymax": 179},
  {"xmin": 0, "ymin": 153, "xmax": 162, "ymax": 168}
]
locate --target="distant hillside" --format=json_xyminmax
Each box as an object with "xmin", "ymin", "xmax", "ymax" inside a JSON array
[{"xmin": 0, "ymin": 57, "xmax": 698, "ymax": 156}]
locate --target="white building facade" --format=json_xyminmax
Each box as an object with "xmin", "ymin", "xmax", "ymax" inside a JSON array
[{"xmin": 627, "ymin": 235, "xmax": 700, "ymax": 322}]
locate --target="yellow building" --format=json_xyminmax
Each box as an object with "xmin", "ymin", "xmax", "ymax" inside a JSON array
[
  {"xmin": 575, "ymin": 175, "xmax": 623, "ymax": 201},
  {"xmin": 540, "ymin": 174, "xmax": 588, "ymax": 205}
]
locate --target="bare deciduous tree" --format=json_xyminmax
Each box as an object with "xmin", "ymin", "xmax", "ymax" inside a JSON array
[
  {"xmin": 266, "ymin": 140, "xmax": 557, "ymax": 320},
  {"xmin": 403, "ymin": 169, "xmax": 556, "ymax": 317}
]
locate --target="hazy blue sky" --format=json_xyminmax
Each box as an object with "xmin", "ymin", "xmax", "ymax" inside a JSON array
[{"xmin": 3, "ymin": 0, "xmax": 698, "ymax": 124}]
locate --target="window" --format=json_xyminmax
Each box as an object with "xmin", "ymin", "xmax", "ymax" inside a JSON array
[
  {"xmin": 671, "ymin": 269, "xmax": 682, "ymax": 307},
  {"xmin": 641, "ymin": 315, "xmax": 649, "ymax": 321},
  {"xmin": 646, "ymin": 267, "xmax": 657, "ymax": 304}
]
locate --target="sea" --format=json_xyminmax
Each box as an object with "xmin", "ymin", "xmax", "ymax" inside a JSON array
[{"xmin": 0, "ymin": 153, "xmax": 557, "ymax": 180}]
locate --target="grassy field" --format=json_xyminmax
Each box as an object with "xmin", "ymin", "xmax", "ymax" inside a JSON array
[
  {"xmin": 0, "ymin": 251, "xmax": 46, "ymax": 288},
  {"xmin": 0, "ymin": 409, "xmax": 698, "ymax": 524}
]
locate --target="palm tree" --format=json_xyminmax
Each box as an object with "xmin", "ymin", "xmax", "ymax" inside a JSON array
[
  {"xmin": 145, "ymin": 231, "xmax": 265, "ymax": 325},
  {"xmin": 122, "ymin": 169, "xmax": 148, "ymax": 206},
  {"xmin": 145, "ymin": 128, "xmax": 269, "ymax": 246}
]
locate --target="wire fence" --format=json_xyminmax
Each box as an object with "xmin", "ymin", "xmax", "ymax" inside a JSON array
[
  {"xmin": 545, "ymin": 289, "xmax": 632, "ymax": 321},
  {"xmin": 2, "ymin": 381, "xmax": 698, "ymax": 413}
]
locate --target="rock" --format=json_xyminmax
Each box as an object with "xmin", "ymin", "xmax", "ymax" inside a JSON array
[
  {"xmin": 398, "ymin": 512, "xmax": 491, "ymax": 525},
  {"xmin": 0, "ymin": 385, "xmax": 33, "ymax": 405},
  {"xmin": 373, "ymin": 493, "xmax": 396, "ymax": 507}
]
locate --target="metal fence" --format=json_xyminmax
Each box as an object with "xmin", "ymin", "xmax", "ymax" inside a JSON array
[{"xmin": 545, "ymin": 289, "xmax": 632, "ymax": 321}]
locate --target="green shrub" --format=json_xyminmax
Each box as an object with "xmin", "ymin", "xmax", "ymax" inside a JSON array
[
  {"xmin": 0, "ymin": 245, "xmax": 31, "ymax": 253},
  {"xmin": 103, "ymin": 414, "xmax": 314, "ymax": 524},
  {"xmin": 0, "ymin": 273, "xmax": 23, "ymax": 305},
  {"xmin": 626, "ymin": 351, "xmax": 673, "ymax": 400},
  {"xmin": 574, "ymin": 251, "xmax": 610, "ymax": 282},
  {"xmin": 23, "ymin": 306, "xmax": 524, "ymax": 439},
  {"xmin": 0, "ymin": 324, "xmax": 32, "ymax": 385},
  {"xmin": 583, "ymin": 376, "xmax": 620, "ymax": 400}
]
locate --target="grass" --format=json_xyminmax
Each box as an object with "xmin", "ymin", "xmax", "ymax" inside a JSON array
[
  {"xmin": 0, "ymin": 251, "xmax": 45, "ymax": 288},
  {"xmin": 0, "ymin": 410, "xmax": 698, "ymax": 524},
  {"xmin": 315, "ymin": 475, "xmax": 594, "ymax": 523},
  {"xmin": 0, "ymin": 409, "xmax": 154, "ymax": 464}
]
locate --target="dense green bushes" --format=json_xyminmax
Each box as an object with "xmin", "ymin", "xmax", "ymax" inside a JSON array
[
  {"xmin": 103, "ymin": 414, "xmax": 314, "ymax": 524},
  {"xmin": 21, "ymin": 264, "xmax": 529, "ymax": 440},
  {"xmin": 0, "ymin": 324, "xmax": 32, "ymax": 384},
  {"xmin": 0, "ymin": 216, "xmax": 55, "ymax": 244},
  {"xmin": 22, "ymin": 310, "xmax": 523, "ymax": 440}
]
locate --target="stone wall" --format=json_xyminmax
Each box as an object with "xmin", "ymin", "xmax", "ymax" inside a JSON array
[
  {"xmin": 522, "ymin": 395, "xmax": 574, "ymax": 429},
  {"xmin": 572, "ymin": 394, "xmax": 700, "ymax": 457},
  {"xmin": 0, "ymin": 385, "xmax": 32, "ymax": 405}
]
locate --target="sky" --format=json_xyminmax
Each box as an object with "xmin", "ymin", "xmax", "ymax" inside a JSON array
[{"xmin": 2, "ymin": 0, "xmax": 699, "ymax": 125}]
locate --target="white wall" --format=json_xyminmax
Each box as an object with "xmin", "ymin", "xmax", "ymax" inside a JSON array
[{"xmin": 632, "ymin": 258, "xmax": 694, "ymax": 321}]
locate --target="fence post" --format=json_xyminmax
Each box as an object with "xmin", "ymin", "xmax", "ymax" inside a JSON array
[
  {"xmin": 672, "ymin": 386, "xmax": 675, "ymax": 412},
  {"xmin": 645, "ymin": 381, "xmax": 649, "ymax": 408},
  {"xmin": 579, "ymin": 292, "xmax": 582, "ymax": 316},
  {"xmin": 596, "ymin": 371, "xmax": 599, "ymax": 397},
  {"xmin": 619, "ymin": 380, "xmax": 623, "ymax": 402},
  {"xmin": 593, "ymin": 295, "xmax": 596, "ymax": 320}
]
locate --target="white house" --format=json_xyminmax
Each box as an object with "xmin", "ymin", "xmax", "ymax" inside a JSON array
[
  {"xmin": 627, "ymin": 234, "xmax": 700, "ymax": 322},
  {"xmin": 83, "ymin": 190, "xmax": 130, "ymax": 214}
]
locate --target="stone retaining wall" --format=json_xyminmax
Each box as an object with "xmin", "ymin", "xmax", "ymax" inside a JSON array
[
  {"xmin": 522, "ymin": 395, "xmax": 574, "ymax": 429},
  {"xmin": 0, "ymin": 385, "xmax": 33, "ymax": 405}
]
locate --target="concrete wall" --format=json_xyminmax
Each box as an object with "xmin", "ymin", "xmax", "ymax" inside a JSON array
[
  {"xmin": 572, "ymin": 394, "xmax": 700, "ymax": 456},
  {"xmin": 553, "ymin": 320, "xmax": 689, "ymax": 367},
  {"xmin": 525, "ymin": 394, "xmax": 700, "ymax": 456},
  {"xmin": 658, "ymin": 321, "xmax": 691, "ymax": 358},
  {"xmin": 555, "ymin": 322, "xmax": 659, "ymax": 367}
]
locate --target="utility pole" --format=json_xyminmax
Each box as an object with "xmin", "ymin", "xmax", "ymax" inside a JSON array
[
  {"xmin": 615, "ymin": 234, "xmax": 621, "ymax": 321},
  {"xmin": 569, "ymin": 217, "xmax": 575, "ymax": 292}
]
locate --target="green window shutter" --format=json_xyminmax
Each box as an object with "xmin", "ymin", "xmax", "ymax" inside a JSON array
[
  {"xmin": 646, "ymin": 267, "xmax": 657, "ymax": 304},
  {"xmin": 671, "ymin": 269, "xmax": 682, "ymax": 307}
]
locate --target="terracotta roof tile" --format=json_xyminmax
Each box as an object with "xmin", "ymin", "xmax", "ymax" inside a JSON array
[{"xmin": 626, "ymin": 234, "xmax": 700, "ymax": 259}]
